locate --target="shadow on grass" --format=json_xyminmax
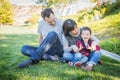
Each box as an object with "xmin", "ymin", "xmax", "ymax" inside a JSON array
[
  {"xmin": 0, "ymin": 34, "xmax": 38, "ymax": 80},
  {"xmin": 95, "ymin": 56, "xmax": 120, "ymax": 78},
  {"xmin": 0, "ymin": 34, "xmax": 120, "ymax": 80}
]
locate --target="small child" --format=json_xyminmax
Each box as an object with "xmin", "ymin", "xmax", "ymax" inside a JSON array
[
  {"xmin": 67, "ymin": 26, "xmax": 100, "ymax": 67},
  {"xmin": 75, "ymin": 27, "xmax": 100, "ymax": 69}
]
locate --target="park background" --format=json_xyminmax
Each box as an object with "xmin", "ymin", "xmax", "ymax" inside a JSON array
[{"xmin": 0, "ymin": 0, "xmax": 120, "ymax": 80}]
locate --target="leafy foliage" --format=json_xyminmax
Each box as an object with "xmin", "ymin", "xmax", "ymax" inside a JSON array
[{"xmin": 0, "ymin": 0, "xmax": 13, "ymax": 24}]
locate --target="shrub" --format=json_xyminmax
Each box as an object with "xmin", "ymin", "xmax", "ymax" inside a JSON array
[
  {"xmin": 100, "ymin": 38, "xmax": 120, "ymax": 55},
  {"xmin": 0, "ymin": 0, "xmax": 13, "ymax": 25},
  {"xmin": 25, "ymin": 14, "xmax": 39, "ymax": 24},
  {"xmin": 99, "ymin": 0, "xmax": 120, "ymax": 16}
]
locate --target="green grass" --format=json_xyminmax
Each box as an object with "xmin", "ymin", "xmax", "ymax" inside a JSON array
[{"xmin": 0, "ymin": 10, "xmax": 120, "ymax": 80}]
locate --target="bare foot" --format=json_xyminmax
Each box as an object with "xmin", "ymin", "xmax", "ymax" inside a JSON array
[
  {"xmin": 68, "ymin": 62, "xmax": 73, "ymax": 66},
  {"xmin": 81, "ymin": 64, "xmax": 93, "ymax": 71}
]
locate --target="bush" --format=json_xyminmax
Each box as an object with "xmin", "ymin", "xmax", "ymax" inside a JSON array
[
  {"xmin": 0, "ymin": 0, "xmax": 13, "ymax": 25},
  {"xmin": 98, "ymin": 0, "xmax": 120, "ymax": 16},
  {"xmin": 25, "ymin": 14, "xmax": 39, "ymax": 24},
  {"xmin": 100, "ymin": 38, "xmax": 120, "ymax": 55}
]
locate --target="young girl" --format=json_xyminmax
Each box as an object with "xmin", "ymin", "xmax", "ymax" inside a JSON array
[{"xmin": 62, "ymin": 19, "xmax": 101, "ymax": 71}]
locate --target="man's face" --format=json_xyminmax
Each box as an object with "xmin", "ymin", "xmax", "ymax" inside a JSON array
[{"xmin": 44, "ymin": 14, "xmax": 56, "ymax": 26}]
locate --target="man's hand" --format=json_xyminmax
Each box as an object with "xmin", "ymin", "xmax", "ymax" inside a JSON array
[{"xmin": 38, "ymin": 35, "xmax": 43, "ymax": 44}]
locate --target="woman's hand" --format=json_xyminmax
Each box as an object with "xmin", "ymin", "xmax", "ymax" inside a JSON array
[{"xmin": 71, "ymin": 45, "xmax": 79, "ymax": 52}]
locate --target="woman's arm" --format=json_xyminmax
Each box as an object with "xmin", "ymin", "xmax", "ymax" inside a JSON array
[
  {"xmin": 91, "ymin": 35, "xmax": 100, "ymax": 45},
  {"xmin": 62, "ymin": 35, "xmax": 79, "ymax": 52}
]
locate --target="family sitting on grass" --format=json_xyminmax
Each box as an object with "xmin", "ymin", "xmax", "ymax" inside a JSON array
[{"xmin": 17, "ymin": 8, "xmax": 101, "ymax": 71}]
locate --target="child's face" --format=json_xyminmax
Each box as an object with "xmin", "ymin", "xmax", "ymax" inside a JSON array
[{"xmin": 81, "ymin": 30, "xmax": 91, "ymax": 42}]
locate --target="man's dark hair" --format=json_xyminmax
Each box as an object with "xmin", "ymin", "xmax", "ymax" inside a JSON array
[
  {"xmin": 62, "ymin": 19, "xmax": 77, "ymax": 37},
  {"xmin": 41, "ymin": 8, "xmax": 54, "ymax": 19}
]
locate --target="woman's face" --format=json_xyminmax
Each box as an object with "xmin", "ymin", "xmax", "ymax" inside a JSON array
[
  {"xmin": 81, "ymin": 30, "xmax": 91, "ymax": 42},
  {"xmin": 70, "ymin": 27, "xmax": 79, "ymax": 35}
]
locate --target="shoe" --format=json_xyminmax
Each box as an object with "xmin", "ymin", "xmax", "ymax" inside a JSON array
[
  {"xmin": 58, "ymin": 57, "xmax": 66, "ymax": 63},
  {"xmin": 74, "ymin": 61, "xmax": 81, "ymax": 67},
  {"xmin": 17, "ymin": 58, "xmax": 34, "ymax": 68},
  {"xmin": 98, "ymin": 60, "xmax": 103, "ymax": 65}
]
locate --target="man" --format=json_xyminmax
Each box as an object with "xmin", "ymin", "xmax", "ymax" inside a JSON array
[{"xmin": 17, "ymin": 8, "xmax": 65, "ymax": 68}]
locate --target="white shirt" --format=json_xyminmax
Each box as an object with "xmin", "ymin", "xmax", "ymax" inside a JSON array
[{"xmin": 37, "ymin": 18, "xmax": 64, "ymax": 43}]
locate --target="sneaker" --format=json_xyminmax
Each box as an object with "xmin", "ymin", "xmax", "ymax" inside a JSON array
[
  {"xmin": 17, "ymin": 58, "xmax": 35, "ymax": 68},
  {"xmin": 98, "ymin": 60, "xmax": 103, "ymax": 65},
  {"xmin": 58, "ymin": 57, "xmax": 66, "ymax": 63},
  {"xmin": 74, "ymin": 61, "xmax": 81, "ymax": 67}
]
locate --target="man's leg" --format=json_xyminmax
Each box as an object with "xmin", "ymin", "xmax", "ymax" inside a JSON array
[
  {"xmin": 31, "ymin": 31, "xmax": 63, "ymax": 62},
  {"xmin": 21, "ymin": 45, "xmax": 38, "ymax": 57},
  {"xmin": 17, "ymin": 31, "xmax": 63, "ymax": 68}
]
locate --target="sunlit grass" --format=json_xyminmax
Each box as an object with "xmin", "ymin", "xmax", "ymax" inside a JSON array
[
  {"xmin": 0, "ymin": 26, "xmax": 120, "ymax": 80},
  {"xmin": 0, "ymin": 9, "xmax": 120, "ymax": 80}
]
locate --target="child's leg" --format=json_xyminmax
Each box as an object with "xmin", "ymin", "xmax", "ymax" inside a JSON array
[
  {"xmin": 80, "ymin": 55, "xmax": 88, "ymax": 64},
  {"xmin": 73, "ymin": 53, "xmax": 83, "ymax": 67},
  {"xmin": 63, "ymin": 52, "xmax": 74, "ymax": 62}
]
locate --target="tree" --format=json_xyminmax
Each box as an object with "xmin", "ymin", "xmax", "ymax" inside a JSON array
[{"xmin": 0, "ymin": 0, "xmax": 13, "ymax": 25}]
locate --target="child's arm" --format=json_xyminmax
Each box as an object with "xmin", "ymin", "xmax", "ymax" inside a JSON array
[{"xmin": 88, "ymin": 43, "xmax": 100, "ymax": 51}]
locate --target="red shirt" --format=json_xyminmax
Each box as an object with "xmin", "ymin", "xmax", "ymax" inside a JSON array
[{"xmin": 75, "ymin": 39, "xmax": 100, "ymax": 56}]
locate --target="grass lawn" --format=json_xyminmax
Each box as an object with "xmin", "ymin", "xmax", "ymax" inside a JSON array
[
  {"xmin": 0, "ymin": 25, "xmax": 120, "ymax": 80},
  {"xmin": 0, "ymin": 10, "xmax": 120, "ymax": 80}
]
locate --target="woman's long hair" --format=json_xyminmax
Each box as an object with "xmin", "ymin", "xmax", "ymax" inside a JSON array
[{"xmin": 62, "ymin": 19, "xmax": 77, "ymax": 37}]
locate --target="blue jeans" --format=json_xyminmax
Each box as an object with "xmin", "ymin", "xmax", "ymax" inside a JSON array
[
  {"xmin": 87, "ymin": 51, "xmax": 101, "ymax": 65},
  {"xmin": 63, "ymin": 51, "xmax": 101, "ymax": 65},
  {"xmin": 21, "ymin": 31, "xmax": 64, "ymax": 63},
  {"xmin": 63, "ymin": 52, "xmax": 88, "ymax": 64}
]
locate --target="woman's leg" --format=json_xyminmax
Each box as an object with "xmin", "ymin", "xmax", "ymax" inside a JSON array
[{"xmin": 63, "ymin": 52, "xmax": 74, "ymax": 61}]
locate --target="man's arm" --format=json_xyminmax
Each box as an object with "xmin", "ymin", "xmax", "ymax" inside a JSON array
[{"xmin": 38, "ymin": 34, "xmax": 43, "ymax": 44}]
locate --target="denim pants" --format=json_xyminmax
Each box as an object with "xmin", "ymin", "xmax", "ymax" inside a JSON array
[
  {"xmin": 21, "ymin": 31, "xmax": 64, "ymax": 63},
  {"xmin": 87, "ymin": 51, "xmax": 101, "ymax": 65},
  {"xmin": 63, "ymin": 52, "xmax": 88, "ymax": 64},
  {"xmin": 63, "ymin": 51, "xmax": 101, "ymax": 65}
]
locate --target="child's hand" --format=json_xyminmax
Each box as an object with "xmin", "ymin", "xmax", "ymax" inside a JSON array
[
  {"xmin": 78, "ymin": 44, "xmax": 83, "ymax": 51},
  {"xmin": 71, "ymin": 45, "xmax": 79, "ymax": 52},
  {"xmin": 87, "ymin": 45, "xmax": 94, "ymax": 51}
]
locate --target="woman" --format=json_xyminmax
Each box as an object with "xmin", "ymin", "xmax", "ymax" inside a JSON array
[{"xmin": 62, "ymin": 19, "xmax": 101, "ymax": 71}]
